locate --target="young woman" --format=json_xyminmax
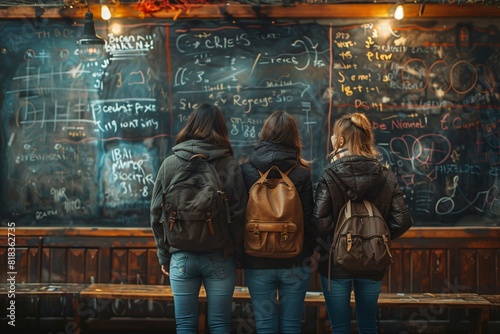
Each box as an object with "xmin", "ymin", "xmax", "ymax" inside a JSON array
[
  {"xmin": 150, "ymin": 103, "xmax": 247, "ymax": 333},
  {"xmin": 240, "ymin": 110, "xmax": 314, "ymax": 334},
  {"xmin": 312, "ymin": 112, "xmax": 413, "ymax": 334}
]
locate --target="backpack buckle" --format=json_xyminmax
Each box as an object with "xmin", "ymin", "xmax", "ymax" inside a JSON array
[
  {"xmin": 346, "ymin": 233, "xmax": 352, "ymax": 252},
  {"xmin": 169, "ymin": 211, "xmax": 177, "ymax": 232},
  {"xmin": 253, "ymin": 225, "xmax": 261, "ymax": 240},
  {"xmin": 218, "ymin": 190, "xmax": 228, "ymax": 202},
  {"xmin": 382, "ymin": 235, "xmax": 392, "ymax": 258},
  {"xmin": 280, "ymin": 225, "xmax": 289, "ymax": 243},
  {"xmin": 206, "ymin": 212, "xmax": 215, "ymax": 235}
]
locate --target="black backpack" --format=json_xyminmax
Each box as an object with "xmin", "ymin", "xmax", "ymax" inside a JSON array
[
  {"xmin": 161, "ymin": 154, "xmax": 231, "ymax": 253},
  {"xmin": 329, "ymin": 170, "xmax": 392, "ymax": 276}
]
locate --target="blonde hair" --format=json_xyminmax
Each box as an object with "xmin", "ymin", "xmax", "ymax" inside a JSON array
[
  {"xmin": 331, "ymin": 112, "xmax": 379, "ymax": 158},
  {"xmin": 260, "ymin": 110, "xmax": 311, "ymax": 169}
]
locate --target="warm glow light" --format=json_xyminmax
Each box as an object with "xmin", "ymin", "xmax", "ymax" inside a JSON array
[
  {"xmin": 394, "ymin": 5, "xmax": 404, "ymax": 20},
  {"xmin": 77, "ymin": 10, "xmax": 105, "ymax": 62},
  {"xmin": 101, "ymin": 4, "xmax": 111, "ymax": 20},
  {"xmin": 111, "ymin": 23, "xmax": 122, "ymax": 35},
  {"xmin": 377, "ymin": 21, "xmax": 393, "ymax": 38}
]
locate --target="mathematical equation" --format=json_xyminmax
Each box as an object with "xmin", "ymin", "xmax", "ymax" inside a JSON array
[{"xmin": 332, "ymin": 22, "xmax": 496, "ymax": 114}]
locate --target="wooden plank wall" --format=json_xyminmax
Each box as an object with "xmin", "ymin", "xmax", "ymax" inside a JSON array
[
  {"xmin": 1, "ymin": 227, "xmax": 499, "ymax": 333},
  {"xmin": 2, "ymin": 228, "xmax": 499, "ymax": 292}
]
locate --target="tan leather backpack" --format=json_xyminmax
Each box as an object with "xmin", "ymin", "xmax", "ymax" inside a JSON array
[{"xmin": 244, "ymin": 165, "xmax": 304, "ymax": 258}]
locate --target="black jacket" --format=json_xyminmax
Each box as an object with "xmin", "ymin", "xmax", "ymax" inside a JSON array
[
  {"xmin": 313, "ymin": 155, "xmax": 413, "ymax": 280},
  {"xmin": 240, "ymin": 141, "xmax": 314, "ymax": 269},
  {"xmin": 150, "ymin": 139, "xmax": 248, "ymax": 268}
]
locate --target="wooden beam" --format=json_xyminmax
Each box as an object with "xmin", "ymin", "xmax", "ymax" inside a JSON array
[
  {"xmin": 6, "ymin": 227, "xmax": 500, "ymax": 238},
  {"xmin": 0, "ymin": 4, "xmax": 499, "ymax": 20}
]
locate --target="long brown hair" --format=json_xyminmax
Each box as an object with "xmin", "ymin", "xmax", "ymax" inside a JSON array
[
  {"xmin": 176, "ymin": 103, "xmax": 233, "ymax": 155},
  {"xmin": 331, "ymin": 112, "xmax": 379, "ymax": 158},
  {"xmin": 259, "ymin": 110, "xmax": 310, "ymax": 168}
]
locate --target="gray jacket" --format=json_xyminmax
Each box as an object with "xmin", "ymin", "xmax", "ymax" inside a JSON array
[{"xmin": 150, "ymin": 139, "xmax": 248, "ymax": 268}]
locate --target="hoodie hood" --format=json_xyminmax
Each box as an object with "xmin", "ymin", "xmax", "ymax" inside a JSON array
[
  {"xmin": 331, "ymin": 155, "xmax": 386, "ymax": 201},
  {"xmin": 172, "ymin": 139, "xmax": 231, "ymax": 162},
  {"xmin": 249, "ymin": 141, "xmax": 298, "ymax": 172}
]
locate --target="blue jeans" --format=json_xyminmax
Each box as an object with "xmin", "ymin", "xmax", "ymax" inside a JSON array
[
  {"xmin": 320, "ymin": 275, "xmax": 382, "ymax": 334},
  {"xmin": 169, "ymin": 251, "xmax": 236, "ymax": 334},
  {"xmin": 244, "ymin": 266, "xmax": 311, "ymax": 334}
]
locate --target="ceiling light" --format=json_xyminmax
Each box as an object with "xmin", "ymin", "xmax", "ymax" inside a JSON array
[
  {"xmin": 101, "ymin": 1, "xmax": 111, "ymax": 21},
  {"xmin": 77, "ymin": 2, "xmax": 105, "ymax": 62},
  {"xmin": 394, "ymin": 4, "xmax": 404, "ymax": 20}
]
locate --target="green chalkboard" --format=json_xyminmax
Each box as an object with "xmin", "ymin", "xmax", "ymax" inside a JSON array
[{"xmin": 1, "ymin": 17, "xmax": 499, "ymax": 227}]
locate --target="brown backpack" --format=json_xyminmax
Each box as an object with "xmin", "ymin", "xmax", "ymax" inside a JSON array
[
  {"xmin": 326, "ymin": 169, "xmax": 392, "ymax": 285},
  {"xmin": 244, "ymin": 165, "xmax": 304, "ymax": 258},
  {"xmin": 330, "ymin": 199, "xmax": 393, "ymax": 275}
]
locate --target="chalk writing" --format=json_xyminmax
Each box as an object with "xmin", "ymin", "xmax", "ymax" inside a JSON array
[{"xmin": 1, "ymin": 18, "xmax": 499, "ymax": 227}]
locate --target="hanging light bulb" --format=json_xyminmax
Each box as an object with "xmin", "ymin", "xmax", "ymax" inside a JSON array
[
  {"xmin": 77, "ymin": 2, "xmax": 105, "ymax": 61},
  {"xmin": 394, "ymin": 4, "xmax": 405, "ymax": 20},
  {"xmin": 101, "ymin": 1, "xmax": 111, "ymax": 21}
]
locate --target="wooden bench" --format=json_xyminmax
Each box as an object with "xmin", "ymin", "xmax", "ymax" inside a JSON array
[
  {"xmin": 481, "ymin": 295, "xmax": 500, "ymax": 311},
  {"xmin": 78, "ymin": 284, "xmax": 493, "ymax": 334},
  {"xmin": 79, "ymin": 283, "xmax": 198, "ymax": 332},
  {"xmin": 370, "ymin": 292, "xmax": 490, "ymax": 334},
  {"xmin": 0, "ymin": 283, "xmax": 88, "ymax": 331},
  {"xmin": 0, "ymin": 283, "xmax": 493, "ymax": 333},
  {"xmin": 307, "ymin": 291, "xmax": 491, "ymax": 334},
  {"xmin": 480, "ymin": 294, "xmax": 500, "ymax": 333}
]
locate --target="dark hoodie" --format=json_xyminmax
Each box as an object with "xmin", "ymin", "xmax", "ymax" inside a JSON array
[
  {"xmin": 240, "ymin": 141, "xmax": 314, "ymax": 269},
  {"xmin": 313, "ymin": 155, "xmax": 413, "ymax": 280},
  {"xmin": 150, "ymin": 139, "xmax": 248, "ymax": 268}
]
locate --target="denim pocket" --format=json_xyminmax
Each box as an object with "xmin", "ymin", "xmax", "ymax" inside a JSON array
[{"xmin": 170, "ymin": 252, "xmax": 188, "ymax": 279}]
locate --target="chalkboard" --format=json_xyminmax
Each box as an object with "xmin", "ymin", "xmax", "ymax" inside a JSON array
[
  {"xmin": 0, "ymin": 19, "xmax": 170, "ymax": 227},
  {"xmin": 1, "ymin": 17, "xmax": 499, "ymax": 227},
  {"xmin": 168, "ymin": 20, "xmax": 330, "ymax": 169}
]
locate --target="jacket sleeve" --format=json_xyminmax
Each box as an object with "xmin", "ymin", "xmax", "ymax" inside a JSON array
[
  {"xmin": 312, "ymin": 174, "xmax": 335, "ymax": 237},
  {"xmin": 150, "ymin": 158, "xmax": 175, "ymax": 267},
  {"xmin": 386, "ymin": 173, "xmax": 413, "ymax": 240},
  {"xmin": 224, "ymin": 158, "xmax": 248, "ymax": 268}
]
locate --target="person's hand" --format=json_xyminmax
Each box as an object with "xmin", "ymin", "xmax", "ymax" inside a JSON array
[{"xmin": 161, "ymin": 264, "xmax": 170, "ymax": 276}]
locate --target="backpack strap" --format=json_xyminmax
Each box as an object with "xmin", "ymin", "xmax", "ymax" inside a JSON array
[
  {"xmin": 219, "ymin": 190, "xmax": 231, "ymax": 225},
  {"xmin": 257, "ymin": 165, "xmax": 295, "ymax": 188},
  {"xmin": 257, "ymin": 163, "xmax": 298, "ymax": 177},
  {"xmin": 160, "ymin": 157, "xmax": 181, "ymax": 223},
  {"xmin": 161, "ymin": 157, "xmax": 181, "ymax": 224},
  {"xmin": 189, "ymin": 153, "xmax": 207, "ymax": 161},
  {"xmin": 285, "ymin": 164, "xmax": 298, "ymax": 175}
]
